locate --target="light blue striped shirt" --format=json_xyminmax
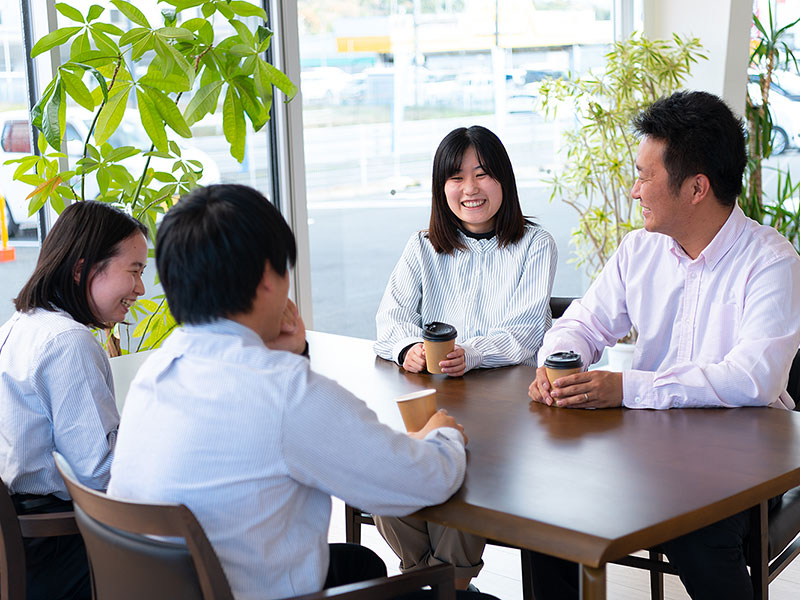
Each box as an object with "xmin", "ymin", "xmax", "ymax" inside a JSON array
[
  {"xmin": 0, "ymin": 308, "xmax": 119, "ymax": 499},
  {"xmin": 108, "ymin": 319, "xmax": 465, "ymax": 600},
  {"xmin": 374, "ymin": 224, "xmax": 557, "ymax": 371}
]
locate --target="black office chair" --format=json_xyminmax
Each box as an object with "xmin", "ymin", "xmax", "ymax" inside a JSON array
[
  {"xmin": 346, "ymin": 296, "xmax": 577, "ymax": 600},
  {"xmin": 612, "ymin": 348, "xmax": 800, "ymax": 600},
  {"xmin": 0, "ymin": 477, "xmax": 79, "ymax": 600},
  {"xmin": 53, "ymin": 452, "xmax": 456, "ymax": 600}
]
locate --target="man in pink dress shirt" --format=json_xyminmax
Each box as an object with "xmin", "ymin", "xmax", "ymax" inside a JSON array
[{"xmin": 527, "ymin": 91, "xmax": 800, "ymax": 599}]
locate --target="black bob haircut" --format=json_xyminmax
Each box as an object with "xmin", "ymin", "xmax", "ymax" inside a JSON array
[
  {"xmin": 156, "ymin": 184, "xmax": 296, "ymax": 325},
  {"xmin": 15, "ymin": 201, "xmax": 147, "ymax": 329},
  {"xmin": 632, "ymin": 90, "xmax": 746, "ymax": 207},
  {"xmin": 428, "ymin": 125, "xmax": 526, "ymax": 254}
]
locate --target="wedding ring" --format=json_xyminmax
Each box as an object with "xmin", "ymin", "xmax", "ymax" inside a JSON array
[{"xmin": 584, "ymin": 393, "xmax": 589, "ymax": 401}]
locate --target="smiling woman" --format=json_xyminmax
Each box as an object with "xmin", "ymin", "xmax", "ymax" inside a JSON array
[
  {"xmin": 0, "ymin": 201, "xmax": 147, "ymax": 600},
  {"xmin": 372, "ymin": 125, "xmax": 558, "ymax": 591}
]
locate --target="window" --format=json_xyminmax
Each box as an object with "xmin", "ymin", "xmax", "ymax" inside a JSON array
[{"xmin": 298, "ymin": 0, "xmax": 613, "ymax": 339}]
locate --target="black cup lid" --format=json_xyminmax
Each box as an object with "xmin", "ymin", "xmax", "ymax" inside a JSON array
[
  {"xmin": 422, "ymin": 322, "xmax": 457, "ymax": 341},
  {"xmin": 544, "ymin": 351, "xmax": 583, "ymax": 369}
]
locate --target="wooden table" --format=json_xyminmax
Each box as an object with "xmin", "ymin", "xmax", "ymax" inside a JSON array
[{"xmin": 308, "ymin": 331, "xmax": 800, "ymax": 599}]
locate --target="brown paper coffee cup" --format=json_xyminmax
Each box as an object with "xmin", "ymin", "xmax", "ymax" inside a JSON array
[
  {"xmin": 395, "ymin": 389, "xmax": 437, "ymax": 432},
  {"xmin": 423, "ymin": 339, "xmax": 455, "ymax": 374},
  {"xmin": 545, "ymin": 366, "xmax": 581, "ymax": 386}
]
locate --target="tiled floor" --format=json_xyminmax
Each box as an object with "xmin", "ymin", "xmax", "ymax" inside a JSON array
[{"xmin": 328, "ymin": 497, "xmax": 800, "ymax": 599}]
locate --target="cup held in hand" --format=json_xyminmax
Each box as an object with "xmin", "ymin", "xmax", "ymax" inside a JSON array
[
  {"xmin": 395, "ymin": 389, "xmax": 437, "ymax": 432},
  {"xmin": 544, "ymin": 351, "xmax": 583, "ymax": 386},
  {"xmin": 422, "ymin": 322, "xmax": 457, "ymax": 374}
]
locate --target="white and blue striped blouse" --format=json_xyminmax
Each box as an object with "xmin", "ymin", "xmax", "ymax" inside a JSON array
[
  {"xmin": 0, "ymin": 308, "xmax": 119, "ymax": 498},
  {"xmin": 374, "ymin": 224, "xmax": 557, "ymax": 372}
]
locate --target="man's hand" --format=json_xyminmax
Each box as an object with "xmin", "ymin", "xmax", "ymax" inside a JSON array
[
  {"xmin": 409, "ymin": 409, "xmax": 467, "ymax": 445},
  {"xmin": 266, "ymin": 299, "xmax": 307, "ymax": 355},
  {"xmin": 546, "ymin": 370, "xmax": 623, "ymax": 409},
  {"xmin": 439, "ymin": 345, "xmax": 466, "ymax": 377},
  {"xmin": 402, "ymin": 343, "xmax": 427, "ymax": 373},
  {"xmin": 528, "ymin": 366, "xmax": 556, "ymax": 406}
]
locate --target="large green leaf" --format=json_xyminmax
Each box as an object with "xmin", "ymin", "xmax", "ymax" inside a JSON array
[
  {"xmin": 109, "ymin": 0, "xmax": 150, "ymax": 28},
  {"xmin": 153, "ymin": 36, "xmax": 194, "ymax": 88},
  {"xmin": 139, "ymin": 68, "xmax": 192, "ymax": 93},
  {"xmin": 86, "ymin": 4, "xmax": 105, "ymax": 22},
  {"xmin": 31, "ymin": 26, "xmax": 82, "ymax": 57},
  {"xmin": 229, "ymin": 19, "xmax": 254, "ymax": 46},
  {"xmin": 70, "ymin": 31, "xmax": 92, "ymax": 59},
  {"xmin": 42, "ymin": 81, "xmax": 64, "ymax": 151},
  {"xmin": 92, "ymin": 22, "xmax": 124, "ymax": 36},
  {"xmin": 145, "ymin": 87, "xmax": 192, "ymax": 138},
  {"xmin": 119, "ymin": 27, "xmax": 150, "ymax": 47},
  {"xmin": 156, "ymin": 27, "xmax": 193, "ymax": 41},
  {"xmin": 61, "ymin": 70, "xmax": 95, "ymax": 111},
  {"xmin": 55, "ymin": 3, "xmax": 85, "ymax": 23},
  {"xmin": 90, "ymin": 28, "xmax": 119, "ymax": 55},
  {"xmin": 233, "ymin": 77, "xmax": 267, "ymax": 130},
  {"xmin": 183, "ymin": 79, "xmax": 223, "ymax": 125},
  {"xmin": 222, "ymin": 85, "xmax": 245, "ymax": 162},
  {"xmin": 256, "ymin": 58, "xmax": 297, "ymax": 100},
  {"xmin": 136, "ymin": 89, "xmax": 168, "ymax": 152},
  {"xmin": 94, "ymin": 85, "xmax": 131, "ymax": 145},
  {"xmin": 227, "ymin": 1, "xmax": 266, "ymax": 19}
]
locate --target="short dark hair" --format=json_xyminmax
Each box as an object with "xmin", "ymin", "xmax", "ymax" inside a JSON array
[
  {"xmin": 632, "ymin": 91, "xmax": 746, "ymax": 206},
  {"xmin": 428, "ymin": 126, "xmax": 526, "ymax": 253},
  {"xmin": 14, "ymin": 201, "xmax": 147, "ymax": 328},
  {"xmin": 156, "ymin": 184, "xmax": 296, "ymax": 325}
]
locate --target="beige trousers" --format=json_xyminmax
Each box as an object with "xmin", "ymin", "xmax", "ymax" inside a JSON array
[{"xmin": 374, "ymin": 515, "xmax": 486, "ymax": 579}]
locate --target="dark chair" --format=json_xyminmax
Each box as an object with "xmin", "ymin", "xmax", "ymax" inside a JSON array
[
  {"xmin": 0, "ymin": 477, "xmax": 79, "ymax": 600},
  {"xmin": 53, "ymin": 453, "xmax": 456, "ymax": 600},
  {"xmin": 346, "ymin": 297, "xmax": 578, "ymax": 600},
  {"xmin": 612, "ymin": 348, "xmax": 800, "ymax": 600}
]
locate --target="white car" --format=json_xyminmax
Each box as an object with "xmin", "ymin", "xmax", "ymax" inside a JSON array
[{"xmin": 0, "ymin": 110, "xmax": 220, "ymax": 236}]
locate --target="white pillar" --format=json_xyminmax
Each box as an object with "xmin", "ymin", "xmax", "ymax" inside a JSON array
[{"xmin": 643, "ymin": 0, "xmax": 752, "ymax": 117}]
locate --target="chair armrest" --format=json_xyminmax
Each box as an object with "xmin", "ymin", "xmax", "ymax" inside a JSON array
[
  {"xmin": 18, "ymin": 511, "xmax": 79, "ymax": 537},
  {"xmin": 288, "ymin": 563, "xmax": 455, "ymax": 600}
]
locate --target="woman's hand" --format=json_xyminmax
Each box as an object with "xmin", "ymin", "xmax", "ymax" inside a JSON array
[
  {"xmin": 440, "ymin": 345, "xmax": 466, "ymax": 377},
  {"xmin": 402, "ymin": 343, "xmax": 427, "ymax": 373}
]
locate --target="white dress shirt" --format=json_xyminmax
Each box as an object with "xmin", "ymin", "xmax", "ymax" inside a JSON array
[
  {"xmin": 108, "ymin": 319, "xmax": 465, "ymax": 600},
  {"xmin": 374, "ymin": 224, "xmax": 557, "ymax": 372},
  {"xmin": 0, "ymin": 308, "xmax": 118, "ymax": 498},
  {"xmin": 538, "ymin": 205, "xmax": 800, "ymax": 409}
]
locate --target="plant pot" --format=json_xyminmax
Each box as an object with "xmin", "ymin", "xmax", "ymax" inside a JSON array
[{"xmin": 606, "ymin": 342, "xmax": 634, "ymax": 372}]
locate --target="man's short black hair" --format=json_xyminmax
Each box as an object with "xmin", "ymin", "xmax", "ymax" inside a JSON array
[
  {"xmin": 633, "ymin": 91, "xmax": 746, "ymax": 206},
  {"xmin": 15, "ymin": 200, "xmax": 147, "ymax": 328},
  {"xmin": 156, "ymin": 184, "xmax": 296, "ymax": 324}
]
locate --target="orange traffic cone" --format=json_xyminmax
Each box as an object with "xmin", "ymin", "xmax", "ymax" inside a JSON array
[{"xmin": 1, "ymin": 195, "xmax": 16, "ymax": 263}]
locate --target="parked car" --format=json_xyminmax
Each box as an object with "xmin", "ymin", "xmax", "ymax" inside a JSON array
[
  {"xmin": 0, "ymin": 111, "xmax": 220, "ymax": 236},
  {"xmin": 300, "ymin": 67, "xmax": 351, "ymax": 104}
]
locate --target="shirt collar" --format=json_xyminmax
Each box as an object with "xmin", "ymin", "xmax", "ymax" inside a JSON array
[
  {"xmin": 667, "ymin": 204, "xmax": 745, "ymax": 270},
  {"xmin": 182, "ymin": 318, "xmax": 265, "ymax": 347}
]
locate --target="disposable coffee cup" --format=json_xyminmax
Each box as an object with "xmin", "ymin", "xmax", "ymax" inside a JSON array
[
  {"xmin": 422, "ymin": 322, "xmax": 457, "ymax": 374},
  {"xmin": 395, "ymin": 389, "xmax": 437, "ymax": 432},
  {"xmin": 544, "ymin": 351, "xmax": 583, "ymax": 386}
]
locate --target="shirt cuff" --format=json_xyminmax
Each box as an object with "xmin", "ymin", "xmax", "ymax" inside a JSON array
[
  {"xmin": 460, "ymin": 344, "xmax": 481, "ymax": 372},
  {"xmin": 392, "ymin": 337, "xmax": 423, "ymax": 365},
  {"xmin": 424, "ymin": 426, "xmax": 465, "ymax": 447},
  {"xmin": 622, "ymin": 369, "xmax": 655, "ymax": 408}
]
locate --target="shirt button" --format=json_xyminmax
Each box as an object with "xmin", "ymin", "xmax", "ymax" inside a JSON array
[{"xmin": 635, "ymin": 396, "xmax": 642, "ymax": 404}]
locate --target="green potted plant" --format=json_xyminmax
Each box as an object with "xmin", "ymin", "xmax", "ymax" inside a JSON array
[
  {"xmin": 5, "ymin": 0, "xmax": 297, "ymax": 357},
  {"xmin": 741, "ymin": 3, "xmax": 800, "ymax": 249},
  {"xmin": 536, "ymin": 33, "xmax": 706, "ymax": 360}
]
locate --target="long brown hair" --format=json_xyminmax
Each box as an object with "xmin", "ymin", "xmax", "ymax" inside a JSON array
[{"xmin": 428, "ymin": 126, "xmax": 526, "ymax": 254}]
